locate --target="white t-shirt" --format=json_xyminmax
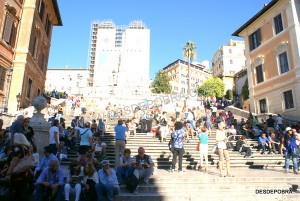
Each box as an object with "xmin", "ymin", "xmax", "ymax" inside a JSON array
[{"xmin": 49, "ymin": 126, "xmax": 59, "ymax": 144}]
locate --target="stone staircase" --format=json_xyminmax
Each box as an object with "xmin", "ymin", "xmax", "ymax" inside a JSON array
[{"xmin": 58, "ymin": 118, "xmax": 300, "ymax": 201}]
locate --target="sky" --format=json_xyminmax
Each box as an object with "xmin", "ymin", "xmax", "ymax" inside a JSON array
[{"xmin": 48, "ymin": 0, "xmax": 270, "ymax": 80}]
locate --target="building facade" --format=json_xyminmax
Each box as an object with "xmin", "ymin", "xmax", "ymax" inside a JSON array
[
  {"xmin": 211, "ymin": 39, "xmax": 246, "ymax": 93},
  {"xmin": 87, "ymin": 20, "xmax": 150, "ymax": 99},
  {"xmin": 233, "ymin": 0, "xmax": 300, "ymax": 120},
  {"xmin": 0, "ymin": 0, "xmax": 62, "ymax": 112},
  {"xmin": 45, "ymin": 68, "xmax": 89, "ymax": 96},
  {"xmin": 162, "ymin": 59, "xmax": 212, "ymax": 94}
]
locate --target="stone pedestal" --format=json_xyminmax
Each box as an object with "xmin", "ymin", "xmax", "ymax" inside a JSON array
[{"xmin": 28, "ymin": 96, "xmax": 50, "ymax": 158}]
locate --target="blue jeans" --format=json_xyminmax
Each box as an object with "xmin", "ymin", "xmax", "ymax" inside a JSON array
[
  {"xmin": 116, "ymin": 166, "xmax": 135, "ymax": 183},
  {"xmin": 34, "ymin": 183, "xmax": 64, "ymax": 201},
  {"xmin": 285, "ymin": 152, "xmax": 298, "ymax": 171},
  {"xmin": 95, "ymin": 183, "xmax": 119, "ymax": 201}
]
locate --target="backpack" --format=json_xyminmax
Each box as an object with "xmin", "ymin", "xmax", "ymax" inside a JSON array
[
  {"xmin": 160, "ymin": 118, "xmax": 167, "ymax": 126},
  {"xmin": 125, "ymin": 173, "xmax": 139, "ymax": 193},
  {"xmin": 216, "ymin": 116, "xmax": 223, "ymax": 123}
]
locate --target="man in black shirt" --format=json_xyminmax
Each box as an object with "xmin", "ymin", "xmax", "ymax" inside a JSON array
[{"xmin": 266, "ymin": 115, "xmax": 275, "ymax": 136}]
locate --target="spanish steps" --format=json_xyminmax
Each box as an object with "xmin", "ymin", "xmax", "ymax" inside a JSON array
[{"xmin": 60, "ymin": 118, "xmax": 300, "ymax": 201}]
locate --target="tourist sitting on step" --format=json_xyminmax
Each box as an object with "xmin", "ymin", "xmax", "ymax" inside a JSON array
[
  {"xmin": 226, "ymin": 125, "xmax": 237, "ymax": 140},
  {"xmin": 268, "ymin": 133, "xmax": 280, "ymax": 154},
  {"xmin": 128, "ymin": 119, "xmax": 137, "ymax": 137},
  {"xmin": 116, "ymin": 148, "xmax": 135, "ymax": 185},
  {"xmin": 149, "ymin": 118, "xmax": 160, "ymax": 138},
  {"xmin": 77, "ymin": 148, "xmax": 94, "ymax": 168},
  {"xmin": 93, "ymin": 142, "xmax": 108, "ymax": 171},
  {"xmin": 258, "ymin": 133, "xmax": 272, "ymax": 154},
  {"xmin": 133, "ymin": 147, "xmax": 154, "ymax": 185},
  {"xmin": 236, "ymin": 136, "xmax": 254, "ymax": 158},
  {"xmin": 64, "ymin": 160, "xmax": 83, "ymax": 201},
  {"xmin": 56, "ymin": 141, "xmax": 68, "ymax": 162},
  {"xmin": 95, "ymin": 160, "xmax": 119, "ymax": 201},
  {"xmin": 34, "ymin": 146, "xmax": 58, "ymax": 181},
  {"xmin": 83, "ymin": 162, "xmax": 99, "ymax": 200},
  {"xmin": 34, "ymin": 159, "xmax": 64, "ymax": 201}
]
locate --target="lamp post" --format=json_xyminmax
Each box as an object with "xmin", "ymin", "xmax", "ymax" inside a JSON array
[
  {"xmin": 112, "ymin": 70, "xmax": 116, "ymax": 96},
  {"xmin": 16, "ymin": 93, "xmax": 21, "ymax": 111},
  {"xmin": 3, "ymin": 68, "xmax": 13, "ymax": 112}
]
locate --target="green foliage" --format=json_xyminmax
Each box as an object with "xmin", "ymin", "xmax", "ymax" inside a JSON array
[
  {"xmin": 151, "ymin": 70, "xmax": 172, "ymax": 94},
  {"xmin": 241, "ymin": 79, "xmax": 249, "ymax": 100},
  {"xmin": 198, "ymin": 77, "xmax": 225, "ymax": 98},
  {"xmin": 226, "ymin": 89, "xmax": 233, "ymax": 100},
  {"xmin": 183, "ymin": 41, "xmax": 197, "ymax": 61}
]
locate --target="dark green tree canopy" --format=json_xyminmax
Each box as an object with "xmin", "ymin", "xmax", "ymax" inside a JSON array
[
  {"xmin": 241, "ymin": 78, "xmax": 249, "ymax": 100},
  {"xmin": 198, "ymin": 77, "xmax": 225, "ymax": 98},
  {"xmin": 151, "ymin": 70, "xmax": 171, "ymax": 94}
]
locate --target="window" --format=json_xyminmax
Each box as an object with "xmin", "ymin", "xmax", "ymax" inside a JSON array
[
  {"xmin": 274, "ymin": 14, "xmax": 283, "ymax": 34},
  {"xmin": 256, "ymin": 64, "xmax": 264, "ymax": 84},
  {"xmin": 229, "ymin": 49, "xmax": 232, "ymax": 54},
  {"xmin": 283, "ymin": 90, "xmax": 294, "ymax": 109},
  {"xmin": 26, "ymin": 78, "xmax": 32, "ymax": 99},
  {"xmin": 230, "ymin": 60, "xmax": 233, "ymax": 64},
  {"xmin": 249, "ymin": 29, "xmax": 261, "ymax": 51},
  {"xmin": 37, "ymin": 89, "xmax": 41, "ymax": 96},
  {"xmin": 39, "ymin": 0, "xmax": 45, "ymax": 20},
  {"xmin": 45, "ymin": 15, "xmax": 52, "ymax": 37},
  {"xmin": 0, "ymin": 67, "xmax": 7, "ymax": 91},
  {"xmin": 39, "ymin": 53, "xmax": 45, "ymax": 72},
  {"xmin": 278, "ymin": 52, "xmax": 289, "ymax": 74},
  {"xmin": 29, "ymin": 36, "xmax": 38, "ymax": 59},
  {"xmin": 2, "ymin": 14, "xmax": 15, "ymax": 45},
  {"xmin": 259, "ymin": 99, "xmax": 267, "ymax": 113}
]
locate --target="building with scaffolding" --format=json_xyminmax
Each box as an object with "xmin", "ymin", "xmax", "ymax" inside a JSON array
[{"xmin": 87, "ymin": 20, "xmax": 150, "ymax": 100}]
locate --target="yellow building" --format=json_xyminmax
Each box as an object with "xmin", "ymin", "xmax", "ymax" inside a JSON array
[
  {"xmin": 233, "ymin": 0, "xmax": 300, "ymax": 120},
  {"xmin": 211, "ymin": 40, "xmax": 246, "ymax": 93},
  {"xmin": 0, "ymin": 0, "xmax": 62, "ymax": 113},
  {"xmin": 162, "ymin": 59, "xmax": 212, "ymax": 94}
]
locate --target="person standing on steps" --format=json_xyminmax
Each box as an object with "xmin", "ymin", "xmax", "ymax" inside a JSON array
[
  {"xmin": 198, "ymin": 126, "xmax": 209, "ymax": 171},
  {"xmin": 216, "ymin": 122, "xmax": 233, "ymax": 177},
  {"xmin": 170, "ymin": 121, "xmax": 185, "ymax": 172},
  {"xmin": 159, "ymin": 111, "xmax": 169, "ymax": 143},
  {"xmin": 114, "ymin": 119, "xmax": 128, "ymax": 168}
]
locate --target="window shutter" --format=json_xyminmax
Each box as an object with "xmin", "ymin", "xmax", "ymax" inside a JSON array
[
  {"xmin": 2, "ymin": 15, "xmax": 14, "ymax": 44},
  {"xmin": 257, "ymin": 28, "xmax": 261, "ymax": 46},
  {"xmin": 249, "ymin": 34, "xmax": 253, "ymax": 51}
]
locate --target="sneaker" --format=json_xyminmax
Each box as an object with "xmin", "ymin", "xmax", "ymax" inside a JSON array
[
  {"xmin": 169, "ymin": 169, "xmax": 175, "ymax": 172},
  {"xmin": 133, "ymin": 186, "xmax": 139, "ymax": 195}
]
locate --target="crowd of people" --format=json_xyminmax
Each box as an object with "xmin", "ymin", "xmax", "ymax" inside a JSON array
[{"xmin": 0, "ymin": 99, "xmax": 300, "ymax": 200}]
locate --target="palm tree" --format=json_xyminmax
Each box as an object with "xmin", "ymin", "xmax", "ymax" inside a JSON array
[{"xmin": 183, "ymin": 41, "xmax": 197, "ymax": 95}]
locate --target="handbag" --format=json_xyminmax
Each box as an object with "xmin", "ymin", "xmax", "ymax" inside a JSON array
[
  {"xmin": 291, "ymin": 148, "xmax": 300, "ymax": 157},
  {"xmin": 212, "ymin": 143, "xmax": 218, "ymax": 155},
  {"xmin": 12, "ymin": 155, "xmax": 34, "ymax": 174},
  {"xmin": 196, "ymin": 143, "xmax": 200, "ymax": 151}
]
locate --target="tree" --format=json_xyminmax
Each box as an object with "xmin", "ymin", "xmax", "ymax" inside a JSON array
[
  {"xmin": 151, "ymin": 70, "xmax": 171, "ymax": 94},
  {"xmin": 198, "ymin": 77, "xmax": 225, "ymax": 98},
  {"xmin": 241, "ymin": 79, "xmax": 249, "ymax": 100},
  {"xmin": 226, "ymin": 89, "xmax": 233, "ymax": 100},
  {"xmin": 183, "ymin": 41, "xmax": 197, "ymax": 94}
]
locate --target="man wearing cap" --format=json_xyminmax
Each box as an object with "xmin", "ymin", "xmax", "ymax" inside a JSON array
[
  {"xmin": 114, "ymin": 119, "xmax": 128, "ymax": 168},
  {"xmin": 95, "ymin": 160, "xmax": 119, "ymax": 201}
]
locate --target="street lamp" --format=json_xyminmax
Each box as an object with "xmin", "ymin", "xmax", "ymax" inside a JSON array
[
  {"xmin": 3, "ymin": 68, "xmax": 13, "ymax": 112},
  {"xmin": 16, "ymin": 93, "xmax": 21, "ymax": 111}
]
